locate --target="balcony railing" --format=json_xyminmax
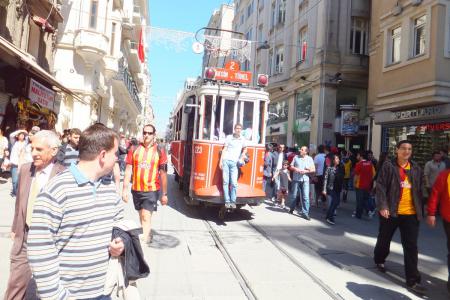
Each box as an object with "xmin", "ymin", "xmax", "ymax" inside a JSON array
[{"xmin": 115, "ymin": 58, "xmax": 142, "ymax": 113}]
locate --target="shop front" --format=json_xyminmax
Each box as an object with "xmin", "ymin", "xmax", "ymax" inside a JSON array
[
  {"xmin": 266, "ymin": 98, "xmax": 288, "ymax": 145},
  {"xmin": 374, "ymin": 104, "xmax": 450, "ymax": 167},
  {"xmin": 293, "ymin": 90, "xmax": 311, "ymax": 148},
  {"xmin": 0, "ymin": 36, "xmax": 71, "ymax": 134}
]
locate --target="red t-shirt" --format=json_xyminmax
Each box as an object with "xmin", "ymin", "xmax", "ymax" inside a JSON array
[
  {"xmin": 354, "ymin": 160, "xmax": 375, "ymax": 191},
  {"xmin": 126, "ymin": 144, "xmax": 167, "ymax": 192}
]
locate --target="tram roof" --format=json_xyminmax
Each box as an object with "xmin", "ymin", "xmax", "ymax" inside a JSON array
[{"xmin": 173, "ymin": 80, "xmax": 270, "ymax": 114}]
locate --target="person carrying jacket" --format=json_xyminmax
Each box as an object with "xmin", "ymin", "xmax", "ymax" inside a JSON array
[
  {"xmin": 263, "ymin": 143, "xmax": 274, "ymax": 199},
  {"xmin": 373, "ymin": 140, "xmax": 426, "ymax": 295},
  {"xmin": 427, "ymin": 167, "xmax": 450, "ymax": 294},
  {"xmin": 323, "ymin": 153, "xmax": 344, "ymax": 225}
]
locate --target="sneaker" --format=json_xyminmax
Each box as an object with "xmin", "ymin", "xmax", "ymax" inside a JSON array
[
  {"xmin": 280, "ymin": 204, "xmax": 285, "ymax": 209},
  {"xmin": 288, "ymin": 209, "xmax": 294, "ymax": 214},
  {"xmin": 302, "ymin": 214, "xmax": 311, "ymax": 221},
  {"xmin": 351, "ymin": 211, "xmax": 356, "ymax": 218},
  {"xmin": 376, "ymin": 263, "xmax": 386, "ymax": 273},
  {"xmin": 407, "ymin": 283, "xmax": 426, "ymax": 295},
  {"xmin": 368, "ymin": 210, "xmax": 376, "ymax": 219},
  {"xmin": 225, "ymin": 203, "xmax": 231, "ymax": 209},
  {"xmin": 230, "ymin": 203, "xmax": 236, "ymax": 209},
  {"xmin": 326, "ymin": 218, "xmax": 335, "ymax": 225}
]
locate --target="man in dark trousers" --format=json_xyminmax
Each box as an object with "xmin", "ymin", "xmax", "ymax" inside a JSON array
[
  {"xmin": 5, "ymin": 130, "xmax": 65, "ymax": 300},
  {"xmin": 374, "ymin": 140, "xmax": 426, "ymax": 295}
]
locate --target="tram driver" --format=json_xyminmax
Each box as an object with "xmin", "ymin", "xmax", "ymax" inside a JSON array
[{"xmin": 219, "ymin": 123, "xmax": 247, "ymax": 209}]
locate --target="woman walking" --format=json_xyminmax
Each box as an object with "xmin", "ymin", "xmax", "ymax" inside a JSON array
[{"xmin": 323, "ymin": 154, "xmax": 345, "ymax": 225}]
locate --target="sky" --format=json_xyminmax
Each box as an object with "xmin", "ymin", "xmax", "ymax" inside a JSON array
[{"xmin": 148, "ymin": 0, "xmax": 230, "ymax": 135}]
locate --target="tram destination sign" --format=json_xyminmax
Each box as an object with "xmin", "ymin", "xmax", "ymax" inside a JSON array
[
  {"xmin": 392, "ymin": 106, "xmax": 442, "ymax": 120},
  {"xmin": 206, "ymin": 61, "xmax": 252, "ymax": 84}
]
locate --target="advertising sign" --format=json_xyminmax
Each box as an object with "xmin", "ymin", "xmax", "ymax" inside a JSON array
[
  {"xmin": 340, "ymin": 105, "xmax": 360, "ymax": 136},
  {"xmin": 28, "ymin": 78, "xmax": 55, "ymax": 110}
]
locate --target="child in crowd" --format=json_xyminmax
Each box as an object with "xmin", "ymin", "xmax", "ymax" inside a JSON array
[
  {"xmin": 273, "ymin": 160, "xmax": 291, "ymax": 208},
  {"xmin": 1, "ymin": 149, "xmax": 11, "ymax": 173}
]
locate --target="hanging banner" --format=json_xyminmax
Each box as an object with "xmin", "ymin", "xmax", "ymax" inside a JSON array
[
  {"xmin": 340, "ymin": 105, "xmax": 360, "ymax": 136},
  {"xmin": 28, "ymin": 78, "xmax": 55, "ymax": 110}
]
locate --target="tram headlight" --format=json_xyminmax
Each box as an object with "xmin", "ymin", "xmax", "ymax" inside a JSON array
[
  {"xmin": 205, "ymin": 68, "xmax": 216, "ymax": 80},
  {"xmin": 257, "ymin": 74, "xmax": 268, "ymax": 87}
]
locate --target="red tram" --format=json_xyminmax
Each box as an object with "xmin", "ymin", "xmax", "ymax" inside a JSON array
[{"xmin": 170, "ymin": 62, "xmax": 270, "ymax": 210}]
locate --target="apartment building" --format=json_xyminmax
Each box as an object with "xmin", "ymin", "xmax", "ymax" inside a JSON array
[
  {"xmin": 54, "ymin": 0, "xmax": 151, "ymax": 135},
  {"xmin": 202, "ymin": 4, "xmax": 235, "ymax": 69},
  {"xmin": 234, "ymin": 0, "xmax": 371, "ymax": 151},
  {"xmin": 0, "ymin": 0, "xmax": 69, "ymax": 133},
  {"xmin": 369, "ymin": 0, "xmax": 450, "ymax": 164}
]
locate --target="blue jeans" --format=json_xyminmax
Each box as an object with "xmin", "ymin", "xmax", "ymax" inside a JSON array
[
  {"xmin": 326, "ymin": 190, "xmax": 341, "ymax": 220},
  {"xmin": 289, "ymin": 180, "xmax": 310, "ymax": 216},
  {"xmin": 222, "ymin": 159, "xmax": 238, "ymax": 204},
  {"xmin": 263, "ymin": 176, "xmax": 274, "ymax": 199},
  {"xmin": 11, "ymin": 165, "xmax": 18, "ymax": 196}
]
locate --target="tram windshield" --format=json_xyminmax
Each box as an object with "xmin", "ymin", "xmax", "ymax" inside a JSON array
[{"xmin": 202, "ymin": 95, "xmax": 265, "ymax": 144}]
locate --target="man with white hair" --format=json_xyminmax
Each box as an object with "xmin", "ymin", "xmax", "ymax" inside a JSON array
[{"xmin": 5, "ymin": 130, "xmax": 65, "ymax": 300}]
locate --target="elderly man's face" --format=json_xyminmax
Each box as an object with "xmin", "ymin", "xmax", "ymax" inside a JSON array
[{"xmin": 31, "ymin": 137, "xmax": 58, "ymax": 170}]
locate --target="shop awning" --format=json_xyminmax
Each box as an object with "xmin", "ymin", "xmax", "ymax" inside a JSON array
[{"xmin": 0, "ymin": 36, "xmax": 74, "ymax": 97}]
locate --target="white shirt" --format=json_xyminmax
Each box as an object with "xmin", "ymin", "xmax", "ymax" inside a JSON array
[
  {"xmin": 34, "ymin": 163, "xmax": 54, "ymax": 192},
  {"xmin": 314, "ymin": 153, "xmax": 326, "ymax": 176},
  {"xmin": 222, "ymin": 134, "xmax": 247, "ymax": 162},
  {"xmin": 276, "ymin": 152, "xmax": 283, "ymax": 170},
  {"xmin": 0, "ymin": 136, "xmax": 8, "ymax": 158},
  {"xmin": 10, "ymin": 140, "xmax": 27, "ymax": 166}
]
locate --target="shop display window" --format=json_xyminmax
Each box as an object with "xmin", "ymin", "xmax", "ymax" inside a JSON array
[{"xmin": 383, "ymin": 122, "xmax": 450, "ymax": 167}]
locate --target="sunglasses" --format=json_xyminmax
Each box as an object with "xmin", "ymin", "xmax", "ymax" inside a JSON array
[{"xmin": 143, "ymin": 131, "xmax": 155, "ymax": 136}]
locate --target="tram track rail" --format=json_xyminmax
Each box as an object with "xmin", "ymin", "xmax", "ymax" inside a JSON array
[
  {"xmin": 246, "ymin": 220, "xmax": 345, "ymax": 300},
  {"xmin": 202, "ymin": 218, "xmax": 258, "ymax": 300}
]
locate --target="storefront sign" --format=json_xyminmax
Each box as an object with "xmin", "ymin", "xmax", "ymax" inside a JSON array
[
  {"xmin": 28, "ymin": 78, "xmax": 55, "ymax": 110},
  {"xmin": 421, "ymin": 122, "xmax": 450, "ymax": 132},
  {"xmin": 340, "ymin": 105, "xmax": 360, "ymax": 136},
  {"xmin": 393, "ymin": 106, "xmax": 442, "ymax": 120}
]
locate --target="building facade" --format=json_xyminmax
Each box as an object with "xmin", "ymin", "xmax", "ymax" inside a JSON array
[
  {"xmin": 202, "ymin": 4, "xmax": 235, "ymax": 69},
  {"xmin": 234, "ymin": 0, "xmax": 371, "ymax": 152},
  {"xmin": 54, "ymin": 0, "xmax": 151, "ymax": 135},
  {"xmin": 369, "ymin": 0, "xmax": 450, "ymax": 164},
  {"xmin": 0, "ymin": 0, "xmax": 68, "ymax": 134}
]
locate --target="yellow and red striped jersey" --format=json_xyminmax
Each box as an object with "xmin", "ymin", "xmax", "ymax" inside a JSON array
[{"xmin": 126, "ymin": 144, "xmax": 168, "ymax": 192}]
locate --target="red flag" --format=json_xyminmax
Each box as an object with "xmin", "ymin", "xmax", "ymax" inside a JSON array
[
  {"xmin": 138, "ymin": 28, "xmax": 145, "ymax": 63},
  {"xmin": 302, "ymin": 41, "xmax": 307, "ymax": 61}
]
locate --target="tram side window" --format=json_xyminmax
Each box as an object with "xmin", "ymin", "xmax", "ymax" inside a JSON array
[
  {"xmin": 223, "ymin": 100, "xmax": 235, "ymax": 136},
  {"xmin": 213, "ymin": 96, "xmax": 223, "ymax": 140},
  {"xmin": 203, "ymin": 96, "xmax": 213, "ymax": 140},
  {"xmin": 259, "ymin": 101, "xmax": 265, "ymax": 144}
]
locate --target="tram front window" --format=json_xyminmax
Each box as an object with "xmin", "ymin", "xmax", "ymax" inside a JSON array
[
  {"xmin": 203, "ymin": 96, "xmax": 213, "ymax": 140},
  {"xmin": 223, "ymin": 100, "xmax": 235, "ymax": 136},
  {"xmin": 242, "ymin": 101, "xmax": 254, "ymax": 141}
]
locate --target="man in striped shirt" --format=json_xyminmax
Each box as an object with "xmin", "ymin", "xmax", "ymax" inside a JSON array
[
  {"xmin": 27, "ymin": 124, "xmax": 124, "ymax": 300},
  {"xmin": 122, "ymin": 124, "xmax": 168, "ymax": 244},
  {"xmin": 56, "ymin": 128, "xmax": 81, "ymax": 167}
]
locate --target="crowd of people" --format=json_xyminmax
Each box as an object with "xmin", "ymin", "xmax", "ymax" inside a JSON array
[
  {"xmin": 262, "ymin": 140, "xmax": 450, "ymax": 295},
  {"xmin": 3, "ymin": 124, "xmax": 167, "ymax": 299}
]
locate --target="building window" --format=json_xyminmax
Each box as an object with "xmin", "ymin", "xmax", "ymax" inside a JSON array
[
  {"xmin": 240, "ymin": 14, "xmax": 245, "ymax": 25},
  {"xmin": 89, "ymin": 0, "xmax": 98, "ymax": 29},
  {"xmin": 247, "ymin": 0, "xmax": 253, "ymax": 18},
  {"xmin": 389, "ymin": 26, "xmax": 401, "ymax": 64},
  {"xmin": 350, "ymin": 17, "xmax": 368, "ymax": 55},
  {"xmin": 258, "ymin": 24, "xmax": 263, "ymax": 43},
  {"xmin": 271, "ymin": 1, "xmax": 276, "ymax": 29},
  {"xmin": 413, "ymin": 15, "xmax": 426, "ymax": 57},
  {"xmin": 246, "ymin": 28, "xmax": 253, "ymax": 41},
  {"xmin": 275, "ymin": 46, "xmax": 284, "ymax": 74},
  {"xmin": 277, "ymin": 0, "xmax": 286, "ymax": 25},
  {"xmin": 297, "ymin": 27, "xmax": 308, "ymax": 62},
  {"xmin": 299, "ymin": 0, "xmax": 308, "ymax": 19},
  {"xmin": 110, "ymin": 22, "xmax": 116, "ymax": 55},
  {"xmin": 268, "ymin": 48, "xmax": 274, "ymax": 75}
]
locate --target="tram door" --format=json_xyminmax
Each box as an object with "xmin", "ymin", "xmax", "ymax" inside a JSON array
[{"xmin": 182, "ymin": 96, "xmax": 196, "ymax": 196}]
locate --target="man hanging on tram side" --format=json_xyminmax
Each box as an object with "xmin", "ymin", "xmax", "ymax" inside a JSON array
[{"xmin": 219, "ymin": 123, "xmax": 247, "ymax": 209}]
